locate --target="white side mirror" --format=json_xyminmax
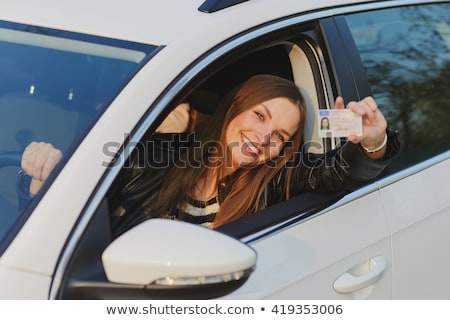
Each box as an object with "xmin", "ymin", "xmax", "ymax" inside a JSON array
[{"xmin": 102, "ymin": 219, "xmax": 256, "ymax": 297}]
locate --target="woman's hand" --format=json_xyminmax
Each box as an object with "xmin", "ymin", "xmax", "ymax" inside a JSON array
[
  {"xmin": 335, "ymin": 96, "xmax": 387, "ymax": 159},
  {"xmin": 21, "ymin": 142, "xmax": 63, "ymax": 195}
]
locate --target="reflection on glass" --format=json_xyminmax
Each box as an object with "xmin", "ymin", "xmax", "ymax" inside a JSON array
[
  {"xmin": 345, "ymin": 3, "xmax": 450, "ymax": 172},
  {"xmin": 0, "ymin": 21, "xmax": 158, "ymax": 248}
]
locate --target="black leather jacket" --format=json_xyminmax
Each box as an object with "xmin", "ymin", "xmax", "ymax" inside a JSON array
[{"xmin": 109, "ymin": 129, "xmax": 400, "ymax": 236}]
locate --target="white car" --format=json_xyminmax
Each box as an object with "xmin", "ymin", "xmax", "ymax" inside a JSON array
[{"xmin": 0, "ymin": 0, "xmax": 449, "ymax": 299}]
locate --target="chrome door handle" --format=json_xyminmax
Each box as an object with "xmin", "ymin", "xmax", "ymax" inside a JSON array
[{"xmin": 333, "ymin": 255, "xmax": 387, "ymax": 294}]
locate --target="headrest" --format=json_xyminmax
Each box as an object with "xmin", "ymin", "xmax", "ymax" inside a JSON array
[{"xmin": 188, "ymin": 45, "xmax": 294, "ymax": 115}]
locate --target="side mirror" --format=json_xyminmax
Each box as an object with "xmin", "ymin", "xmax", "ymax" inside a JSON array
[{"xmin": 102, "ymin": 219, "xmax": 256, "ymax": 299}]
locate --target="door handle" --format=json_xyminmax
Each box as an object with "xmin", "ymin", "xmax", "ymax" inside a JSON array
[{"xmin": 333, "ymin": 255, "xmax": 387, "ymax": 294}]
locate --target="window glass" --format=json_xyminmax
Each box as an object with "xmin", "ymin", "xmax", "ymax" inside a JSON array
[
  {"xmin": 0, "ymin": 20, "xmax": 158, "ymax": 249},
  {"xmin": 345, "ymin": 3, "xmax": 450, "ymax": 172}
]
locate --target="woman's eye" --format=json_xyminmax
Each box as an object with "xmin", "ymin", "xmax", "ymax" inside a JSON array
[
  {"xmin": 254, "ymin": 111, "xmax": 264, "ymax": 120},
  {"xmin": 275, "ymin": 132, "xmax": 285, "ymax": 142}
]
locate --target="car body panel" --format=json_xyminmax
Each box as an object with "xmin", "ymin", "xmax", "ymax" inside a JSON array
[
  {"xmin": 0, "ymin": 0, "xmax": 378, "ymax": 45},
  {"xmin": 380, "ymin": 154, "xmax": 450, "ymax": 298},
  {"xmin": 0, "ymin": 264, "xmax": 51, "ymax": 299},
  {"xmin": 225, "ymin": 189, "xmax": 392, "ymax": 299}
]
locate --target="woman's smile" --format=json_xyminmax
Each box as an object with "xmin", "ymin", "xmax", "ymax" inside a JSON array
[{"xmin": 241, "ymin": 133, "xmax": 261, "ymax": 156}]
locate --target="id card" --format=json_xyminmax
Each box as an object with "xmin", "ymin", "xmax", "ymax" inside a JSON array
[{"xmin": 318, "ymin": 109, "xmax": 362, "ymax": 138}]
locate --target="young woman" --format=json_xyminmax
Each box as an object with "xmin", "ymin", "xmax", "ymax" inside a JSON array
[{"xmin": 20, "ymin": 74, "xmax": 400, "ymax": 237}]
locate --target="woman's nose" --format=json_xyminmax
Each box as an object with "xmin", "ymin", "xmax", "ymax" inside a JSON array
[{"xmin": 259, "ymin": 130, "xmax": 272, "ymax": 146}]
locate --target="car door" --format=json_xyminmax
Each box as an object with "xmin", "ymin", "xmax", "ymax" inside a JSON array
[
  {"xmin": 344, "ymin": 3, "xmax": 450, "ymax": 298},
  {"xmin": 224, "ymin": 190, "xmax": 392, "ymax": 299}
]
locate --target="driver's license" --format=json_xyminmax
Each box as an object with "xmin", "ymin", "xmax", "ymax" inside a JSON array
[{"xmin": 318, "ymin": 109, "xmax": 362, "ymax": 138}]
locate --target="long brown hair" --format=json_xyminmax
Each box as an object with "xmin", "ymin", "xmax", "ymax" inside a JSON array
[{"xmin": 156, "ymin": 74, "xmax": 306, "ymax": 227}]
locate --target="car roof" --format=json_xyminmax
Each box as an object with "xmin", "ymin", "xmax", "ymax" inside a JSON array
[{"xmin": 1, "ymin": 0, "xmax": 377, "ymax": 45}]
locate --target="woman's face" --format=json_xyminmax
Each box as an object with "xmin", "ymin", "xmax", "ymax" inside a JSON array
[{"xmin": 225, "ymin": 97, "xmax": 301, "ymax": 170}]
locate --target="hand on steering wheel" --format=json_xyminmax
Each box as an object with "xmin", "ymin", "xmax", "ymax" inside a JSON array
[{"xmin": 21, "ymin": 142, "xmax": 63, "ymax": 182}]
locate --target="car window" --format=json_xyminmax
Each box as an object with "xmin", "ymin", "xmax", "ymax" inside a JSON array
[
  {"xmin": 0, "ymin": 20, "xmax": 158, "ymax": 247},
  {"xmin": 344, "ymin": 3, "xmax": 450, "ymax": 172},
  {"xmin": 104, "ymin": 39, "xmax": 345, "ymax": 240}
]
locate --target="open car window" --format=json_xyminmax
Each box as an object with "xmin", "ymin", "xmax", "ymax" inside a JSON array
[{"xmin": 103, "ymin": 35, "xmax": 350, "ymax": 240}]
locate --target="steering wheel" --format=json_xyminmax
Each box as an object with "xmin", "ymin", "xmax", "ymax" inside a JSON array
[
  {"xmin": 0, "ymin": 152, "xmax": 22, "ymax": 168},
  {"xmin": 0, "ymin": 151, "xmax": 38, "ymax": 205}
]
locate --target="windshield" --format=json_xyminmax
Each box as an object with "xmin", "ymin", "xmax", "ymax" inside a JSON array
[{"xmin": 0, "ymin": 20, "xmax": 158, "ymax": 248}]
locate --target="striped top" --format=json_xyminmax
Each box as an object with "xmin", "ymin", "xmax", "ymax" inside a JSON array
[{"xmin": 175, "ymin": 196, "xmax": 219, "ymax": 228}]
